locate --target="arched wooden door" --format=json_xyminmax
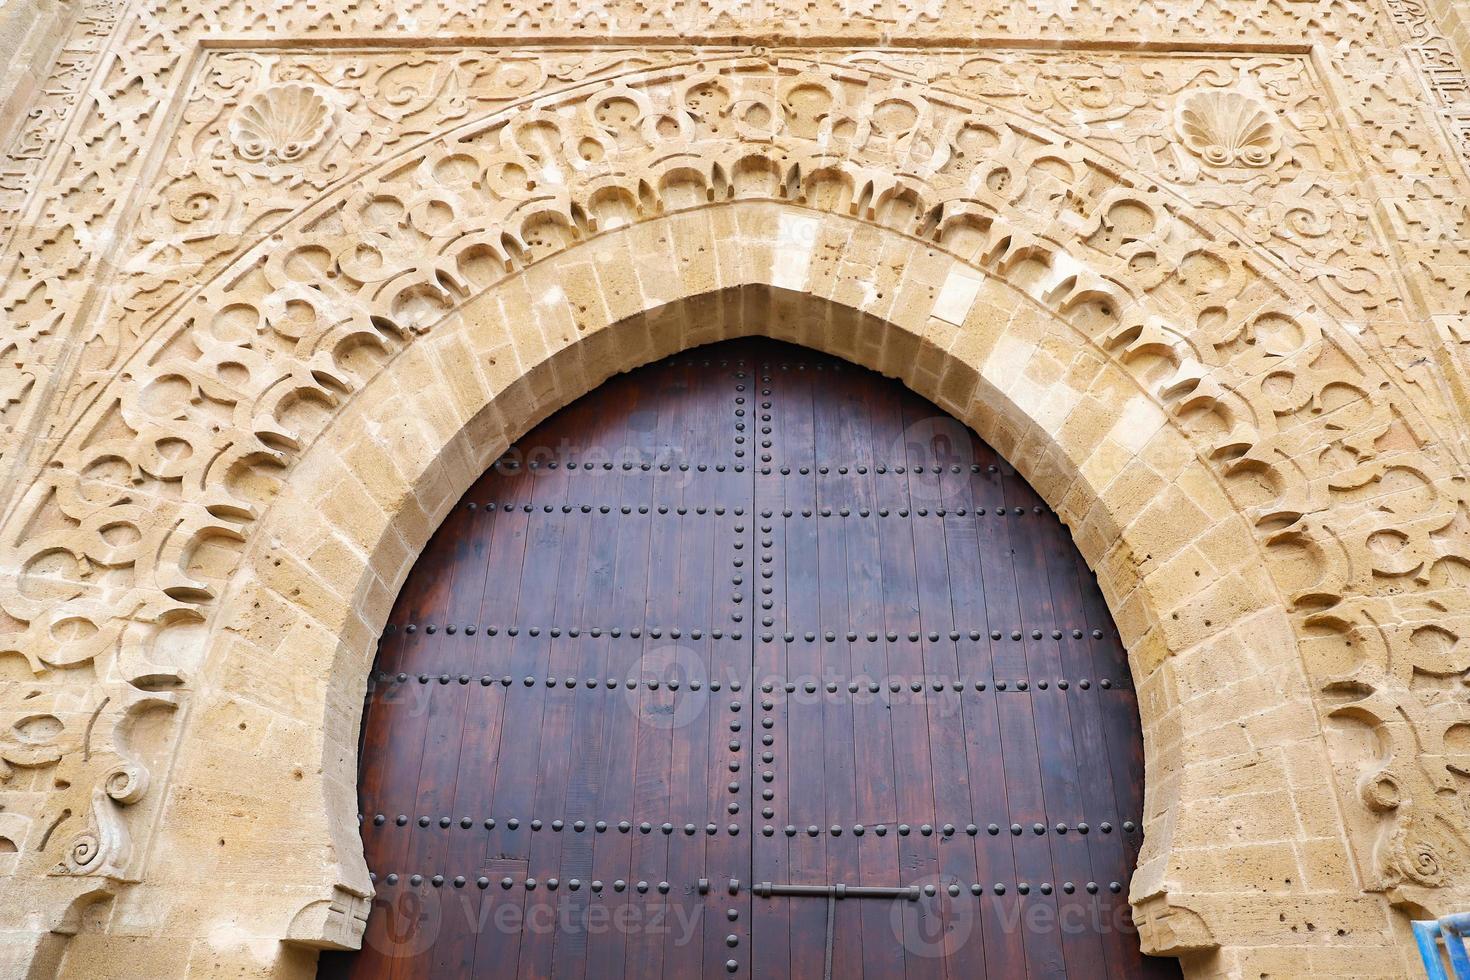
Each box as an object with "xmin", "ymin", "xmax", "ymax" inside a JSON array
[{"xmin": 319, "ymin": 339, "xmax": 1180, "ymax": 980}]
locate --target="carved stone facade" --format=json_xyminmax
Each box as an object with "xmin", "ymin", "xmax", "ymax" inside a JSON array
[{"xmin": 2, "ymin": 0, "xmax": 1470, "ymax": 975}]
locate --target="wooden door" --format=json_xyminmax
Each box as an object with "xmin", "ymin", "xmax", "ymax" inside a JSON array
[{"xmin": 318, "ymin": 339, "xmax": 1180, "ymax": 980}]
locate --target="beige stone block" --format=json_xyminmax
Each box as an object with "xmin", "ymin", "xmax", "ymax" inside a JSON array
[
  {"xmin": 305, "ymin": 530, "xmax": 369, "ymax": 600},
  {"xmin": 357, "ymin": 406, "xmax": 451, "ymax": 492},
  {"xmin": 333, "ymin": 433, "xmax": 412, "ymax": 512},
  {"xmin": 624, "ymin": 219, "xmax": 681, "ymax": 295},
  {"xmin": 56, "ymin": 935, "xmax": 191, "ymax": 979},
  {"xmin": 1020, "ymin": 441, "xmax": 1078, "ymax": 508},
  {"xmin": 933, "ymin": 354, "xmax": 980, "ymax": 420},
  {"xmin": 1294, "ymin": 838, "xmax": 1358, "ymax": 892},
  {"xmin": 825, "ymin": 259, "xmax": 883, "ymax": 323},
  {"xmin": 1189, "ymin": 514, "xmax": 1261, "ymax": 576},
  {"xmin": 730, "ymin": 203, "xmax": 780, "ymax": 285},
  {"xmin": 1203, "ymin": 789, "xmax": 1305, "ymax": 843},
  {"xmin": 315, "ymin": 473, "xmax": 388, "ymax": 555},
  {"xmin": 667, "ymin": 210, "xmax": 719, "ymax": 298},
  {"xmin": 1286, "ymin": 780, "xmax": 1354, "ymax": 843},
  {"xmin": 1071, "ymin": 508, "xmax": 1121, "ymax": 584},
  {"xmin": 1305, "ymin": 945, "xmax": 1410, "ymax": 976},
  {"xmin": 400, "ymin": 460, "xmax": 458, "ymax": 536},
  {"xmin": 1021, "ymin": 363, "xmax": 1082, "ymax": 437},
  {"xmin": 1182, "ymin": 665, "xmax": 1298, "ymax": 730},
  {"xmin": 427, "ymin": 330, "xmax": 492, "ymax": 421},
  {"xmin": 931, "ymin": 266, "xmax": 986, "ymax": 326},
  {"xmin": 1177, "ymin": 717, "xmax": 1254, "ymax": 761},
  {"xmin": 359, "ymin": 514, "xmax": 413, "ymax": 590},
  {"xmin": 1123, "ymin": 483, "xmax": 1210, "ymax": 568},
  {"xmin": 251, "ymin": 545, "xmax": 351, "ymax": 632},
  {"xmin": 1054, "ymin": 389, "xmax": 1123, "ymax": 460},
  {"xmin": 1131, "ymin": 628, "xmax": 1175, "ymax": 682},
  {"xmin": 1156, "ymin": 570, "xmax": 1272, "ymax": 651},
  {"xmin": 394, "ymin": 346, "xmax": 472, "ymax": 431},
  {"xmin": 1186, "ymin": 750, "xmax": 1291, "ymax": 800},
  {"xmin": 1099, "ymin": 455, "xmax": 1164, "ymax": 540},
  {"xmin": 1182, "ymin": 841, "xmax": 1305, "ymax": 892},
  {"xmin": 497, "ymin": 266, "xmax": 556, "ymax": 350},
  {"xmin": 1241, "ymin": 695, "xmax": 1323, "ymax": 750},
  {"xmin": 878, "ymin": 255, "xmax": 936, "ymax": 332},
  {"xmin": 1211, "ymin": 945, "xmax": 1310, "ymax": 976},
  {"xmin": 1109, "ymin": 579, "xmax": 1158, "ymax": 650},
  {"xmin": 1142, "ymin": 547, "xmax": 1217, "ymax": 617},
  {"xmin": 1168, "ymin": 463, "xmax": 1234, "ymax": 524}
]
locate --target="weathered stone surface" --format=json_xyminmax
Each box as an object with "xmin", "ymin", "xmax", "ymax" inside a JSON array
[{"xmin": 2, "ymin": 0, "xmax": 1470, "ymax": 975}]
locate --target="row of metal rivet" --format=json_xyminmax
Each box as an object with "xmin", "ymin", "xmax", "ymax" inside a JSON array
[
  {"xmin": 384, "ymin": 625, "xmax": 1111, "ymax": 641},
  {"xmin": 480, "ymin": 461, "xmax": 1017, "ymax": 476},
  {"xmin": 460, "ymin": 500, "xmax": 1047, "ymax": 516},
  {"xmin": 369, "ymin": 872, "xmax": 1126, "ymax": 896},
  {"xmin": 373, "ymin": 673, "xmax": 1122, "ymax": 692},
  {"xmin": 363, "ymin": 815, "xmax": 1138, "ymax": 836}
]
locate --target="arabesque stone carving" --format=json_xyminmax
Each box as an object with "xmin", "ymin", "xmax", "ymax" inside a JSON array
[{"xmin": 0, "ymin": 0, "xmax": 1468, "ymax": 975}]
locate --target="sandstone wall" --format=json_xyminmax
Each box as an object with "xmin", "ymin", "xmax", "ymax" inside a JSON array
[{"xmin": 2, "ymin": 0, "xmax": 1470, "ymax": 975}]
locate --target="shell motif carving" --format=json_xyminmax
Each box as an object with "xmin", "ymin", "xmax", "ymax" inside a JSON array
[
  {"xmin": 1174, "ymin": 90, "xmax": 1282, "ymax": 167},
  {"xmin": 229, "ymin": 83, "xmax": 333, "ymax": 164}
]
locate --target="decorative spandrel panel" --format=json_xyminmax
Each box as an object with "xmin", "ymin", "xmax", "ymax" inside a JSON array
[
  {"xmin": 118, "ymin": 47, "xmax": 725, "ymax": 332},
  {"xmin": 109, "ymin": 46, "xmax": 1430, "ymax": 422}
]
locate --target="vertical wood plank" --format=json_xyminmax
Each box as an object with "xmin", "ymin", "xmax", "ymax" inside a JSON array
[{"xmin": 750, "ymin": 348, "xmax": 792, "ymax": 980}]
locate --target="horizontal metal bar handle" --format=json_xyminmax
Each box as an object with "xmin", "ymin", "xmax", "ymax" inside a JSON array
[{"xmin": 751, "ymin": 882, "xmax": 921, "ymax": 901}]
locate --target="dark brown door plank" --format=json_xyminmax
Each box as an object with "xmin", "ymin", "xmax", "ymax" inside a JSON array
[
  {"xmin": 1009, "ymin": 481, "xmax": 1106, "ymax": 979},
  {"xmin": 869, "ymin": 386, "xmax": 943, "ymax": 980},
  {"xmin": 751, "ymin": 350, "xmax": 793, "ymax": 980},
  {"xmin": 699, "ymin": 347, "xmax": 754, "ymax": 979},
  {"xmin": 775, "ymin": 357, "xmax": 833, "ymax": 980},
  {"xmin": 661, "ymin": 356, "xmax": 712, "ymax": 980},
  {"xmin": 828, "ymin": 363, "xmax": 905, "ymax": 980},
  {"xmin": 811, "ymin": 359, "xmax": 866, "ymax": 980},
  {"xmin": 977, "ymin": 460, "xmax": 1067, "ymax": 979}
]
